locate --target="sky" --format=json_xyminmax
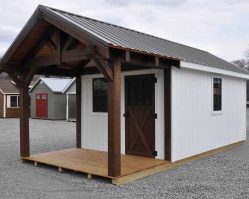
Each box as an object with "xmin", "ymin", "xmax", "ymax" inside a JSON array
[{"xmin": 0, "ymin": 0, "xmax": 249, "ymax": 62}]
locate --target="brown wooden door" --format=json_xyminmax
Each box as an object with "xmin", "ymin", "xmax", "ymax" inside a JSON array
[{"xmin": 125, "ymin": 74, "xmax": 156, "ymax": 158}]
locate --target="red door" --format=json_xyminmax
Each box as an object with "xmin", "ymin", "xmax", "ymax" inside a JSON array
[{"xmin": 36, "ymin": 93, "xmax": 48, "ymax": 118}]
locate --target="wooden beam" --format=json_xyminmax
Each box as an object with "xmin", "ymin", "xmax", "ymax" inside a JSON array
[
  {"xmin": 19, "ymin": 74, "xmax": 30, "ymax": 157},
  {"xmin": 110, "ymin": 48, "xmax": 180, "ymax": 69},
  {"xmin": 76, "ymin": 75, "xmax": 81, "ymax": 148},
  {"xmin": 37, "ymin": 67, "xmax": 75, "ymax": 77},
  {"xmin": 6, "ymin": 72, "xmax": 23, "ymax": 88},
  {"xmin": 62, "ymin": 46, "xmax": 97, "ymax": 63},
  {"xmin": 0, "ymin": 63, "xmax": 23, "ymax": 73},
  {"xmin": 122, "ymin": 61, "xmax": 167, "ymax": 69},
  {"xmin": 23, "ymin": 27, "xmax": 56, "ymax": 61},
  {"xmin": 94, "ymin": 59, "xmax": 113, "ymax": 82},
  {"xmin": 164, "ymin": 69, "xmax": 171, "ymax": 161},
  {"xmin": 56, "ymin": 30, "xmax": 62, "ymax": 65},
  {"xmin": 63, "ymin": 36, "xmax": 74, "ymax": 51},
  {"xmin": 25, "ymin": 54, "xmax": 59, "ymax": 68},
  {"xmin": 46, "ymin": 37, "xmax": 57, "ymax": 52},
  {"xmin": 108, "ymin": 59, "xmax": 121, "ymax": 177},
  {"xmin": 25, "ymin": 46, "xmax": 98, "ymax": 68},
  {"xmin": 155, "ymin": 57, "xmax": 159, "ymax": 67},
  {"xmin": 125, "ymin": 51, "xmax": 130, "ymax": 62},
  {"xmin": 41, "ymin": 9, "xmax": 110, "ymax": 58},
  {"xmin": 24, "ymin": 67, "xmax": 38, "ymax": 87}
]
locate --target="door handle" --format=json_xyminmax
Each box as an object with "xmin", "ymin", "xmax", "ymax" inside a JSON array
[
  {"xmin": 123, "ymin": 113, "xmax": 130, "ymax": 117},
  {"xmin": 152, "ymin": 113, "xmax": 157, "ymax": 119}
]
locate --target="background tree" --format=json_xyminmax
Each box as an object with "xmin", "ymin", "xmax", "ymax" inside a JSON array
[
  {"xmin": 0, "ymin": 56, "xmax": 9, "ymax": 79},
  {"xmin": 231, "ymin": 46, "xmax": 249, "ymax": 71}
]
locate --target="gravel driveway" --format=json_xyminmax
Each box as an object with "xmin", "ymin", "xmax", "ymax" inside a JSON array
[{"xmin": 0, "ymin": 115, "xmax": 249, "ymax": 199}]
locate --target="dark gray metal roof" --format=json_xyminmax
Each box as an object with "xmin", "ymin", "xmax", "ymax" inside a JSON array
[{"xmin": 43, "ymin": 6, "xmax": 248, "ymax": 75}]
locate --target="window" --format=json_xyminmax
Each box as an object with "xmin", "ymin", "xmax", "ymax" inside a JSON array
[
  {"xmin": 7, "ymin": 95, "xmax": 20, "ymax": 108},
  {"xmin": 93, "ymin": 78, "xmax": 107, "ymax": 112},
  {"xmin": 213, "ymin": 78, "xmax": 222, "ymax": 111}
]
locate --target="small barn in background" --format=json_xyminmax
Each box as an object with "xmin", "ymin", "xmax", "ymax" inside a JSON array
[
  {"xmin": 29, "ymin": 77, "xmax": 72, "ymax": 120},
  {"xmin": 63, "ymin": 78, "xmax": 76, "ymax": 121},
  {"xmin": 0, "ymin": 79, "xmax": 20, "ymax": 118}
]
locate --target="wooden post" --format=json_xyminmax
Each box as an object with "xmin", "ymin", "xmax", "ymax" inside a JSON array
[
  {"xmin": 19, "ymin": 81, "xmax": 30, "ymax": 157},
  {"xmin": 164, "ymin": 69, "xmax": 171, "ymax": 161},
  {"xmin": 108, "ymin": 60, "xmax": 121, "ymax": 177},
  {"xmin": 76, "ymin": 75, "xmax": 81, "ymax": 148}
]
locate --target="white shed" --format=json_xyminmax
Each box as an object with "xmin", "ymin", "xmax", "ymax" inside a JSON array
[
  {"xmin": 1, "ymin": 5, "xmax": 248, "ymax": 183},
  {"xmin": 63, "ymin": 78, "xmax": 76, "ymax": 121}
]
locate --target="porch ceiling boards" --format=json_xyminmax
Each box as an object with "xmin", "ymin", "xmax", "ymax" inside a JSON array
[{"xmin": 22, "ymin": 148, "xmax": 170, "ymax": 185}]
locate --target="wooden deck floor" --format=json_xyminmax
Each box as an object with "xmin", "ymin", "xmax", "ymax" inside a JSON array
[
  {"xmin": 21, "ymin": 141, "xmax": 244, "ymax": 185},
  {"xmin": 22, "ymin": 148, "xmax": 170, "ymax": 185}
]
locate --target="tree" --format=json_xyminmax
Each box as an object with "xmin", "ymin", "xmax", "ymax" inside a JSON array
[
  {"xmin": 231, "ymin": 59, "xmax": 249, "ymax": 71},
  {"xmin": 231, "ymin": 46, "xmax": 249, "ymax": 71}
]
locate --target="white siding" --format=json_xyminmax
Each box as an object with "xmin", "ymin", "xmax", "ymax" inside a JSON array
[
  {"xmin": 81, "ymin": 69, "xmax": 165, "ymax": 159},
  {"xmin": 171, "ymin": 67, "xmax": 246, "ymax": 162}
]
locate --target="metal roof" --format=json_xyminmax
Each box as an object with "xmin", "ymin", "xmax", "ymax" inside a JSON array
[
  {"xmin": 30, "ymin": 77, "xmax": 72, "ymax": 93},
  {"xmin": 62, "ymin": 78, "xmax": 76, "ymax": 94},
  {"xmin": 44, "ymin": 6, "xmax": 247, "ymax": 75}
]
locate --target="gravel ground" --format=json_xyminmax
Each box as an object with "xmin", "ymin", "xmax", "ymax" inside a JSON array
[{"xmin": 0, "ymin": 116, "xmax": 249, "ymax": 199}]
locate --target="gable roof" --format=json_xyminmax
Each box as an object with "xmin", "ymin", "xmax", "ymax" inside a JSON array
[
  {"xmin": 43, "ymin": 6, "xmax": 247, "ymax": 75},
  {"xmin": 0, "ymin": 79, "xmax": 19, "ymax": 94},
  {"xmin": 62, "ymin": 78, "xmax": 76, "ymax": 94},
  {"xmin": 1, "ymin": 5, "xmax": 248, "ymax": 76},
  {"xmin": 30, "ymin": 77, "xmax": 72, "ymax": 93}
]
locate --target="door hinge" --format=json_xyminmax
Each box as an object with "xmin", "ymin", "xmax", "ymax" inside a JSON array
[
  {"xmin": 153, "ymin": 151, "xmax": 158, "ymax": 156},
  {"xmin": 152, "ymin": 113, "xmax": 157, "ymax": 119},
  {"xmin": 123, "ymin": 113, "xmax": 130, "ymax": 117}
]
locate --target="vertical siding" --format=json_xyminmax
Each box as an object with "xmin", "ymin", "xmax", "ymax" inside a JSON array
[
  {"xmin": 67, "ymin": 82, "xmax": 76, "ymax": 93},
  {"xmin": 0, "ymin": 93, "xmax": 3, "ymax": 117},
  {"xmin": 171, "ymin": 68, "xmax": 246, "ymax": 162},
  {"xmin": 81, "ymin": 69, "xmax": 165, "ymax": 159},
  {"xmin": 68, "ymin": 94, "xmax": 76, "ymax": 119},
  {"xmin": 82, "ymin": 74, "xmax": 108, "ymax": 152},
  {"xmin": 52, "ymin": 94, "xmax": 67, "ymax": 120}
]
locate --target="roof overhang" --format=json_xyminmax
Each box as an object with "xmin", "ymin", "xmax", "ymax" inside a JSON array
[
  {"xmin": 181, "ymin": 61, "xmax": 249, "ymax": 79},
  {"xmin": 62, "ymin": 78, "xmax": 76, "ymax": 94}
]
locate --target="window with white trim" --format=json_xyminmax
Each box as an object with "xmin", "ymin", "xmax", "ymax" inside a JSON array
[
  {"xmin": 213, "ymin": 78, "xmax": 222, "ymax": 111},
  {"xmin": 7, "ymin": 95, "xmax": 20, "ymax": 108}
]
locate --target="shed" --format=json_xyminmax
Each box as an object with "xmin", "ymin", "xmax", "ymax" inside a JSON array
[
  {"xmin": 0, "ymin": 79, "xmax": 20, "ymax": 118},
  {"xmin": 29, "ymin": 77, "xmax": 72, "ymax": 120},
  {"xmin": 63, "ymin": 78, "xmax": 76, "ymax": 121},
  {"xmin": 0, "ymin": 5, "xmax": 248, "ymax": 185}
]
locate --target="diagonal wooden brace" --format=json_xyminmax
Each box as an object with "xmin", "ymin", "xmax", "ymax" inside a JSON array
[{"xmin": 93, "ymin": 59, "xmax": 113, "ymax": 82}]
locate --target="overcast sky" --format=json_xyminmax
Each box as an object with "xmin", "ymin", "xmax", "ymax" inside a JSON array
[{"xmin": 0, "ymin": 0, "xmax": 249, "ymax": 61}]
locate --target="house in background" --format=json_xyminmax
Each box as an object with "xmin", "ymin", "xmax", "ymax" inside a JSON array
[
  {"xmin": 63, "ymin": 78, "xmax": 76, "ymax": 121},
  {"xmin": 29, "ymin": 77, "xmax": 72, "ymax": 120},
  {"xmin": 0, "ymin": 79, "xmax": 20, "ymax": 118}
]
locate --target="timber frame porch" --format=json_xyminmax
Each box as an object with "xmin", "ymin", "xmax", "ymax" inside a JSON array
[{"xmin": 0, "ymin": 5, "xmax": 180, "ymax": 184}]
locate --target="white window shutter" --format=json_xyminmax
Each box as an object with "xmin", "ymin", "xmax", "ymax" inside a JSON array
[{"xmin": 7, "ymin": 96, "xmax": 10, "ymax": 108}]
